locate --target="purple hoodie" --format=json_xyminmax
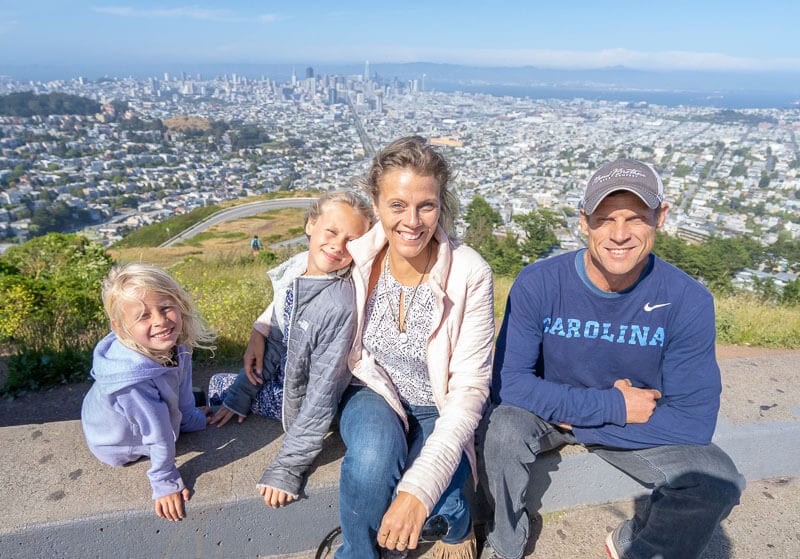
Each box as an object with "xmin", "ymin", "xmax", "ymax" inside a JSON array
[{"xmin": 81, "ymin": 332, "xmax": 206, "ymax": 499}]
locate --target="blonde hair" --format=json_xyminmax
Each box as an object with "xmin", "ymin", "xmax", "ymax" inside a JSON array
[
  {"xmin": 102, "ymin": 263, "xmax": 216, "ymax": 365},
  {"xmin": 304, "ymin": 189, "xmax": 376, "ymax": 230},
  {"xmin": 356, "ymin": 135, "xmax": 458, "ymax": 234}
]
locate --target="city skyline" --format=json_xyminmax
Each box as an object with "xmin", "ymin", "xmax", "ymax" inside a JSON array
[{"xmin": 2, "ymin": 1, "xmax": 800, "ymax": 78}]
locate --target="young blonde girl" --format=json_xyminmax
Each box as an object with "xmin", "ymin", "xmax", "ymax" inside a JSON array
[
  {"xmin": 81, "ymin": 263, "xmax": 216, "ymax": 521},
  {"xmin": 207, "ymin": 189, "xmax": 374, "ymax": 508}
]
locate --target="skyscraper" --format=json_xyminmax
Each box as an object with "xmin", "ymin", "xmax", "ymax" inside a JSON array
[{"xmin": 364, "ymin": 60, "xmax": 370, "ymax": 82}]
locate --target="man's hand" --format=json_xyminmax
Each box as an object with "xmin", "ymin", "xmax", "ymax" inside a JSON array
[
  {"xmin": 614, "ymin": 378, "xmax": 662, "ymax": 424},
  {"xmin": 155, "ymin": 488, "xmax": 190, "ymax": 521},
  {"xmin": 243, "ymin": 330, "xmax": 266, "ymax": 385}
]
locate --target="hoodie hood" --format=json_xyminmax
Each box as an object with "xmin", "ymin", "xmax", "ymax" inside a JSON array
[{"xmin": 89, "ymin": 332, "xmax": 177, "ymax": 392}]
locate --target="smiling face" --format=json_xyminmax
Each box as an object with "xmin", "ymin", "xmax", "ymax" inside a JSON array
[
  {"xmin": 304, "ymin": 201, "xmax": 370, "ymax": 276},
  {"xmin": 374, "ymin": 167, "xmax": 441, "ymax": 266},
  {"xmin": 115, "ymin": 290, "xmax": 183, "ymax": 357},
  {"xmin": 580, "ymin": 191, "xmax": 668, "ymax": 292}
]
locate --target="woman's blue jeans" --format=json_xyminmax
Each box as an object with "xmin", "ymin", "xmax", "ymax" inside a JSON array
[
  {"xmin": 335, "ymin": 385, "xmax": 472, "ymax": 559},
  {"xmin": 478, "ymin": 404, "xmax": 745, "ymax": 559}
]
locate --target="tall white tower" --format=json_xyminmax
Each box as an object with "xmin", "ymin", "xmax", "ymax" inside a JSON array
[{"xmin": 364, "ymin": 60, "xmax": 370, "ymax": 82}]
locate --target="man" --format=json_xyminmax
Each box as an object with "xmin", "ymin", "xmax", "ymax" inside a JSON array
[{"xmin": 478, "ymin": 159, "xmax": 744, "ymax": 559}]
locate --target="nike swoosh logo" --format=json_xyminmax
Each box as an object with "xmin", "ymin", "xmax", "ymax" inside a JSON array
[{"xmin": 644, "ymin": 302, "xmax": 671, "ymax": 312}]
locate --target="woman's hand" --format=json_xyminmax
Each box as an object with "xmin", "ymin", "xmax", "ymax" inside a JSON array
[
  {"xmin": 154, "ymin": 488, "xmax": 190, "ymax": 521},
  {"xmin": 243, "ymin": 330, "xmax": 266, "ymax": 386},
  {"xmin": 377, "ymin": 491, "xmax": 427, "ymax": 551}
]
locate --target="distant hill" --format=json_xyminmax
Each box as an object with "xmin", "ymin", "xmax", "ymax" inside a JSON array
[
  {"xmin": 0, "ymin": 91, "xmax": 101, "ymax": 117},
  {"xmin": 367, "ymin": 62, "xmax": 800, "ymax": 93}
]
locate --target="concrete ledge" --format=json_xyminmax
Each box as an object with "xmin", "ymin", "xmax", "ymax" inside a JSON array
[
  {"xmin": 3, "ymin": 354, "xmax": 799, "ymax": 558},
  {"xmin": 1, "ymin": 417, "xmax": 346, "ymax": 558}
]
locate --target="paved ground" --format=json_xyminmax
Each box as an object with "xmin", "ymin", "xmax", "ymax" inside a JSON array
[{"xmin": 1, "ymin": 348, "xmax": 798, "ymax": 558}]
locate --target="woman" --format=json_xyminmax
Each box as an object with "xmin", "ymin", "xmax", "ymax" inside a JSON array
[{"xmin": 336, "ymin": 136, "xmax": 495, "ymax": 558}]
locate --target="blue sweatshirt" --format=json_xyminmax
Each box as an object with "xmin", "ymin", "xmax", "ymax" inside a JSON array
[
  {"xmin": 493, "ymin": 250, "xmax": 721, "ymax": 449},
  {"xmin": 81, "ymin": 333, "xmax": 207, "ymax": 498}
]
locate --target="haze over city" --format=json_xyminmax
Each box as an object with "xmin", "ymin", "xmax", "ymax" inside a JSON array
[{"xmin": 2, "ymin": 0, "xmax": 800, "ymax": 87}]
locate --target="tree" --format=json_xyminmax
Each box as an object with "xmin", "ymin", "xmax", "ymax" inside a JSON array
[
  {"xmin": 655, "ymin": 232, "xmax": 772, "ymax": 294},
  {"xmin": 230, "ymin": 125, "xmax": 271, "ymax": 149},
  {"xmin": 780, "ymin": 279, "xmax": 800, "ymax": 306},
  {"xmin": 654, "ymin": 232, "xmax": 689, "ymax": 264},
  {"xmin": 489, "ymin": 234, "xmax": 524, "ymax": 276},
  {"xmin": 29, "ymin": 200, "xmax": 94, "ymax": 237},
  {"xmin": 0, "ymin": 91, "xmax": 101, "ymax": 117},
  {"xmin": 463, "ymin": 195, "xmax": 507, "ymax": 265},
  {"xmin": 462, "ymin": 196, "xmax": 529, "ymax": 275},
  {"xmin": 514, "ymin": 209, "xmax": 561, "ymax": 261},
  {"xmin": 464, "ymin": 195, "xmax": 502, "ymax": 230}
]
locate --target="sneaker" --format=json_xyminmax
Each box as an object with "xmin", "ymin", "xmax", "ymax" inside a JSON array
[
  {"xmin": 380, "ymin": 548, "xmax": 408, "ymax": 559},
  {"xmin": 605, "ymin": 526, "xmax": 622, "ymax": 559}
]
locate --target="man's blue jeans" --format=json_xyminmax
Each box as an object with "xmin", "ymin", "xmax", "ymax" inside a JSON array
[
  {"xmin": 477, "ymin": 404, "xmax": 745, "ymax": 559},
  {"xmin": 335, "ymin": 385, "xmax": 472, "ymax": 559}
]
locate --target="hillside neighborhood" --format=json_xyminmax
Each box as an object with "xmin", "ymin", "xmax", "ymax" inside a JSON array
[{"xmin": 1, "ymin": 71, "xmax": 799, "ymax": 292}]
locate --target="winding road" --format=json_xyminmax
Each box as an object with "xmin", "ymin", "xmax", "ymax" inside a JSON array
[{"xmin": 159, "ymin": 197, "xmax": 316, "ymax": 247}]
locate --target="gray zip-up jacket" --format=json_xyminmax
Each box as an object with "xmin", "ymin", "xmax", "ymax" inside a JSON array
[{"xmin": 222, "ymin": 252, "xmax": 356, "ymax": 497}]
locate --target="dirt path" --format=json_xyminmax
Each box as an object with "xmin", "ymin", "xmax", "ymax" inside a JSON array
[{"xmin": 715, "ymin": 344, "xmax": 800, "ymax": 360}]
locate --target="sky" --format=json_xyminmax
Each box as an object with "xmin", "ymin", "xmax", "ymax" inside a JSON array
[{"xmin": 2, "ymin": 1, "xmax": 800, "ymax": 75}]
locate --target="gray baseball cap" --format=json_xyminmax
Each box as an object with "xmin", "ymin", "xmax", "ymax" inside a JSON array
[{"xmin": 581, "ymin": 158, "xmax": 664, "ymax": 214}]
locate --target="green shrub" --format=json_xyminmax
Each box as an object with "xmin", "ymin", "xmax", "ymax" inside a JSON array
[
  {"xmin": 1, "ymin": 234, "xmax": 111, "ymax": 351},
  {"xmin": 113, "ymin": 205, "xmax": 220, "ymax": 248},
  {"xmin": 0, "ymin": 233, "xmax": 111, "ymax": 396},
  {"xmin": 2, "ymin": 348, "xmax": 92, "ymax": 396}
]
